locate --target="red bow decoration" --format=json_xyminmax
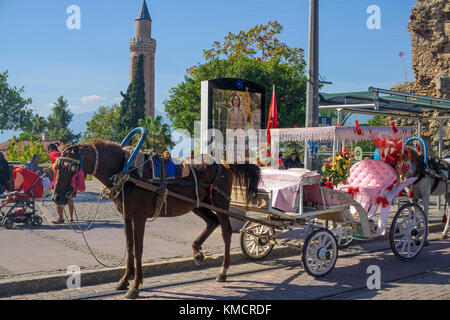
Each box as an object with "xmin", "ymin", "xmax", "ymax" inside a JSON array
[
  {"xmin": 324, "ymin": 181, "xmax": 335, "ymax": 190},
  {"xmin": 416, "ymin": 145, "xmax": 421, "ymax": 152},
  {"xmin": 294, "ymin": 125, "xmax": 299, "ymax": 128},
  {"xmin": 337, "ymin": 123, "xmax": 342, "ymax": 127},
  {"xmin": 390, "ymin": 121, "xmax": 398, "ymax": 133},
  {"xmin": 376, "ymin": 197, "xmax": 389, "ymax": 208},
  {"xmin": 355, "ymin": 120, "xmax": 362, "ymax": 135},
  {"xmin": 408, "ymin": 190, "xmax": 414, "ymax": 198},
  {"xmin": 347, "ymin": 187, "xmax": 359, "ymax": 197},
  {"xmin": 386, "ymin": 179, "xmax": 399, "ymax": 191}
]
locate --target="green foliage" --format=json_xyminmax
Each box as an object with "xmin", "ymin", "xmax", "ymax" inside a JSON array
[
  {"xmin": 201, "ymin": 21, "xmax": 304, "ymax": 66},
  {"xmin": 117, "ymin": 54, "xmax": 146, "ymax": 138},
  {"xmin": 136, "ymin": 115, "xmax": 174, "ymax": 153},
  {"xmin": 47, "ymin": 96, "xmax": 79, "ymax": 142},
  {"xmin": 0, "ymin": 70, "xmax": 33, "ymax": 131},
  {"xmin": 164, "ymin": 22, "xmax": 307, "ymax": 136},
  {"xmin": 84, "ymin": 104, "xmax": 121, "ymax": 142},
  {"xmin": 367, "ymin": 115, "xmax": 386, "ymax": 126},
  {"xmin": 6, "ymin": 137, "xmax": 50, "ymax": 164}
]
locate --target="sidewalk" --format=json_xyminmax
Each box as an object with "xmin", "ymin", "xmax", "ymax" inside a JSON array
[{"xmin": 0, "ymin": 180, "xmax": 446, "ymax": 296}]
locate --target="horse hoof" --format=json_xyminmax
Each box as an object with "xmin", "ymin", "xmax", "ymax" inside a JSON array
[
  {"xmin": 194, "ymin": 253, "xmax": 204, "ymax": 265},
  {"xmin": 440, "ymin": 234, "xmax": 448, "ymax": 240},
  {"xmin": 216, "ymin": 274, "xmax": 227, "ymax": 283},
  {"xmin": 115, "ymin": 281, "xmax": 129, "ymax": 291},
  {"xmin": 125, "ymin": 288, "xmax": 139, "ymax": 299}
]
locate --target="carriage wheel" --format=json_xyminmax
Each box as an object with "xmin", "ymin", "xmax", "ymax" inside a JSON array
[
  {"xmin": 3, "ymin": 217, "xmax": 14, "ymax": 230},
  {"xmin": 240, "ymin": 221, "xmax": 275, "ymax": 260},
  {"xmin": 329, "ymin": 224, "xmax": 353, "ymax": 249},
  {"xmin": 31, "ymin": 216, "xmax": 42, "ymax": 227},
  {"xmin": 390, "ymin": 203, "xmax": 427, "ymax": 262},
  {"xmin": 302, "ymin": 228, "xmax": 338, "ymax": 277}
]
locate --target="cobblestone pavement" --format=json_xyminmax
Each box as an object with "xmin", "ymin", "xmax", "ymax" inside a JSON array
[
  {"xmin": 1, "ymin": 180, "xmax": 447, "ymax": 282},
  {"xmin": 3, "ymin": 237, "xmax": 448, "ymax": 300}
]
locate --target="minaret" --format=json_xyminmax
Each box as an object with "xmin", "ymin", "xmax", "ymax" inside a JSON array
[{"xmin": 129, "ymin": 0, "xmax": 156, "ymax": 117}]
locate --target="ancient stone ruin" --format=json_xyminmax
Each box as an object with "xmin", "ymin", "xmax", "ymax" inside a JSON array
[{"xmin": 391, "ymin": 0, "xmax": 449, "ymax": 156}]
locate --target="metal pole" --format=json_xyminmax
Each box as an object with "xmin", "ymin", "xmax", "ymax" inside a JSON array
[
  {"xmin": 438, "ymin": 120, "xmax": 443, "ymax": 210},
  {"xmin": 304, "ymin": 0, "xmax": 319, "ymax": 170}
]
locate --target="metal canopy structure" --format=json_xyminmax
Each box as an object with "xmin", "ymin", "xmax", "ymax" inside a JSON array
[{"xmin": 319, "ymin": 87, "xmax": 450, "ymax": 120}]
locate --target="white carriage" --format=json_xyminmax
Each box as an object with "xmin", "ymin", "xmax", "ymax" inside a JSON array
[{"xmin": 231, "ymin": 126, "xmax": 428, "ymax": 277}]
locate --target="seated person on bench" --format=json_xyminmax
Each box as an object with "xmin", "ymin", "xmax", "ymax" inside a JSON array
[{"xmin": 23, "ymin": 154, "xmax": 41, "ymax": 173}]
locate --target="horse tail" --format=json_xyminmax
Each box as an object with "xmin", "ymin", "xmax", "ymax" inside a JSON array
[{"xmin": 227, "ymin": 164, "xmax": 261, "ymax": 201}]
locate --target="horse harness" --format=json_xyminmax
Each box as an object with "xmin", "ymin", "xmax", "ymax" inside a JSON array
[
  {"xmin": 139, "ymin": 153, "xmax": 231, "ymax": 204},
  {"xmin": 413, "ymin": 157, "xmax": 450, "ymax": 194}
]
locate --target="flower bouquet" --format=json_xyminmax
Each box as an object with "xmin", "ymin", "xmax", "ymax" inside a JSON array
[{"xmin": 321, "ymin": 148, "xmax": 354, "ymax": 189}]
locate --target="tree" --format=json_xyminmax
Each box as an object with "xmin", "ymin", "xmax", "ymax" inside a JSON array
[
  {"xmin": 20, "ymin": 114, "xmax": 48, "ymax": 140},
  {"xmin": 0, "ymin": 70, "xmax": 33, "ymax": 131},
  {"xmin": 84, "ymin": 104, "xmax": 121, "ymax": 142},
  {"xmin": 200, "ymin": 21, "xmax": 304, "ymax": 67},
  {"xmin": 117, "ymin": 54, "xmax": 146, "ymax": 138},
  {"xmin": 164, "ymin": 21, "xmax": 307, "ymax": 136},
  {"xmin": 137, "ymin": 115, "xmax": 174, "ymax": 152},
  {"xmin": 367, "ymin": 115, "xmax": 386, "ymax": 126},
  {"xmin": 6, "ymin": 137, "xmax": 50, "ymax": 164},
  {"xmin": 47, "ymin": 96, "xmax": 79, "ymax": 142}
]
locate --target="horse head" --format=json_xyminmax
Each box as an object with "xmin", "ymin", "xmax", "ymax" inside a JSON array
[
  {"xmin": 52, "ymin": 144, "xmax": 85, "ymax": 205},
  {"xmin": 401, "ymin": 145, "xmax": 425, "ymax": 178}
]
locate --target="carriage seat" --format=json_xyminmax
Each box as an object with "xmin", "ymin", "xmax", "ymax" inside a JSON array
[{"xmin": 338, "ymin": 160, "xmax": 399, "ymax": 219}]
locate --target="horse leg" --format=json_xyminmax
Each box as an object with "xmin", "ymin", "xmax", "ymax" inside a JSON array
[
  {"xmin": 441, "ymin": 193, "xmax": 450, "ymax": 240},
  {"xmin": 215, "ymin": 213, "xmax": 232, "ymax": 282},
  {"xmin": 192, "ymin": 207, "xmax": 220, "ymax": 265},
  {"xmin": 116, "ymin": 216, "xmax": 134, "ymax": 291},
  {"xmin": 125, "ymin": 216, "xmax": 146, "ymax": 299},
  {"xmin": 421, "ymin": 185, "xmax": 431, "ymax": 245}
]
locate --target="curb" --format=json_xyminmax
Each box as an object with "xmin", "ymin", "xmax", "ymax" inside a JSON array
[{"xmin": 0, "ymin": 223, "xmax": 444, "ymax": 298}]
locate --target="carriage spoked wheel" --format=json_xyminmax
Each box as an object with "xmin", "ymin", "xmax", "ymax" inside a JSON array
[
  {"xmin": 240, "ymin": 221, "xmax": 275, "ymax": 260},
  {"xmin": 329, "ymin": 224, "xmax": 353, "ymax": 249},
  {"xmin": 302, "ymin": 228, "xmax": 338, "ymax": 277},
  {"xmin": 390, "ymin": 203, "xmax": 427, "ymax": 262},
  {"xmin": 3, "ymin": 217, "xmax": 14, "ymax": 230},
  {"xmin": 31, "ymin": 216, "xmax": 42, "ymax": 227}
]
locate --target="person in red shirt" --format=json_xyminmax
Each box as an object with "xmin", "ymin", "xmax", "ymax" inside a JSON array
[{"xmin": 47, "ymin": 143, "xmax": 74, "ymax": 224}]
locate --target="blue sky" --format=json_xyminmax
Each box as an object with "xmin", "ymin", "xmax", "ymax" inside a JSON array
[{"xmin": 0, "ymin": 0, "xmax": 416, "ymax": 139}]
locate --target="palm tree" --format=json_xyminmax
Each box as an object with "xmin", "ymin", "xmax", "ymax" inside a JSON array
[{"xmin": 138, "ymin": 115, "xmax": 174, "ymax": 153}]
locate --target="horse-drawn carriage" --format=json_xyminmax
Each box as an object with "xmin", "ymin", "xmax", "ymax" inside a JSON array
[
  {"xmin": 230, "ymin": 126, "xmax": 429, "ymax": 276},
  {"xmin": 50, "ymin": 126, "xmax": 447, "ymax": 299}
]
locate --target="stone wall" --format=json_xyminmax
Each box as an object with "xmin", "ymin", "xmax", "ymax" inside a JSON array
[{"xmin": 389, "ymin": 0, "xmax": 450, "ymax": 157}]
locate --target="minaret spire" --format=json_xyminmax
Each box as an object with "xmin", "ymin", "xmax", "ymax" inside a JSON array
[{"xmin": 136, "ymin": 0, "xmax": 151, "ymax": 21}]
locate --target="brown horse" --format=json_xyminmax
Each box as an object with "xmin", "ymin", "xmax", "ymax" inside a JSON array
[{"xmin": 52, "ymin": 138, "xmax": 260, "ymax": 299}]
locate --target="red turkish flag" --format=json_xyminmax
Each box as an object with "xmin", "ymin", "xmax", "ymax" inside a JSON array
[{"xmin": 266, "ymin": 86, "xmax": 278, "ymax": 148}]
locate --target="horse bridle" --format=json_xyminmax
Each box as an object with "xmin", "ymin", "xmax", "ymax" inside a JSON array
[{"xmin": 55, "ymin": 145, "xmax": 99, "ymax": 176}]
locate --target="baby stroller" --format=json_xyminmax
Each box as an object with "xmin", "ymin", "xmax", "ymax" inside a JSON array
[{"xmin": 0, "ymin": 167, "xmax": 52, "ymax": 230}]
